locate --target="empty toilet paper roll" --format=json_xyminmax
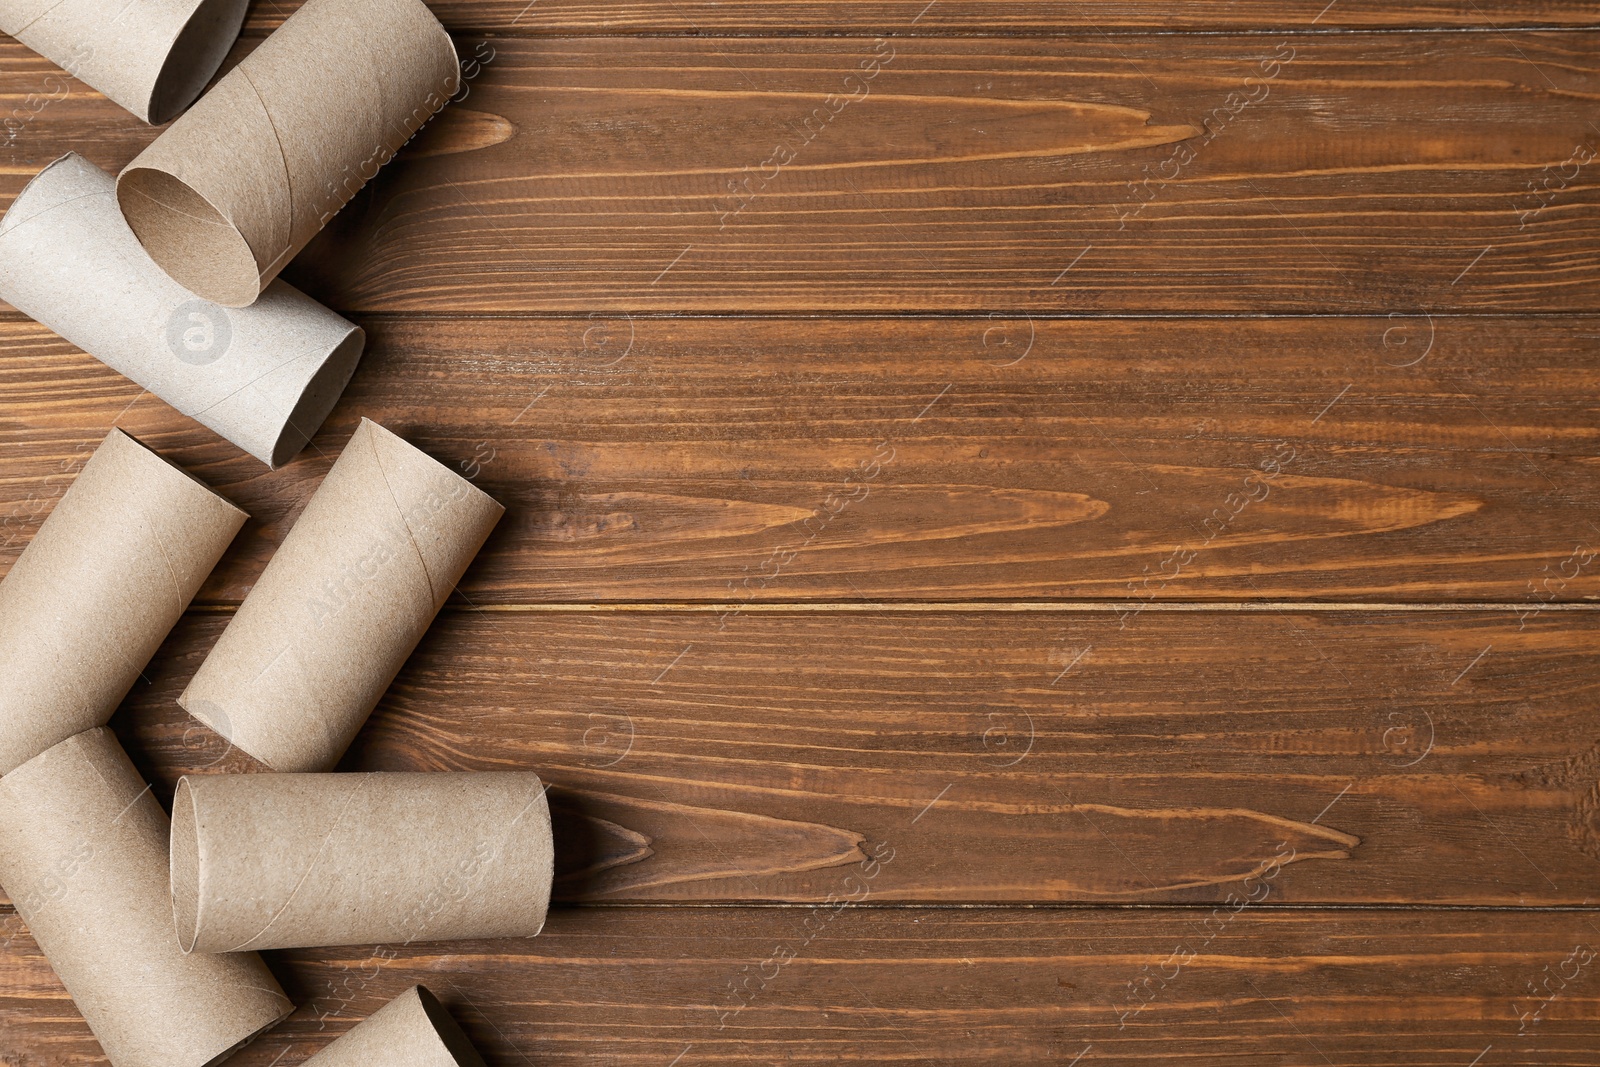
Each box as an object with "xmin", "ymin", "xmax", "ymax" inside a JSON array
[
  {"xmin": 304, "ymin": 986, "xmax": 486, "ymax": 1067},
  {"xmin": 179, "ymin": 418, "xmax": 503, "ymax": 771},
  {"xmin": 0, "ymin": 729, "xmax": 293, "ymax": 1067},
  {"xmin": 1, "ymin": 0, "xmax": 246, "ymax": 123},
  {"xmin": 0, "ymin": 428, "xmax": 245, "ymax": 774},
  {"xmin": 117, "ymin": 0, "xmax": 459, "ymax": 307},
  {"xmin": 171, "ymin": 770, "xmax": 553, "ymax": 952},
  {"xmin": 0, "ymin": 153, "xmax": 365, "ymax": 469}
]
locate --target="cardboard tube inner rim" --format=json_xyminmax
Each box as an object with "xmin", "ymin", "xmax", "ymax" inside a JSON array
[
  {"xmin": 217, "ymin": 326, "xmax": 364, "ymax": 467},
  {"xmin": 414, "ymin": 987, "xmax": 487, "ymax": 1067},
  {"xmin": 117, "ymin": 167, "xmax": 260, "ymax": 307},
  {"xmin": 170, "ymin": 777, "xmax": 202, "ymax": 954},
  {"xmin": 280, "ymin": 328, "xmax": 365, "ymax": 467},
  {"xmin": 149, "ymin": 0, "xmax": 247, "ymax": 124}
]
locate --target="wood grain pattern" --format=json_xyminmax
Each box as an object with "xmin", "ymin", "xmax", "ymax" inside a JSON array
[
  {"xmin": 237, "ymin": 1, "xmax": 1600, "ymax": 35},
  {"xmin": 4, "ymin": 907, "xmax": 1600, "ymax": 1065},
  {"xmin": 253, "ymin": 31, "xmax": 1600, "ymax": 314},
  {"xmin": 5, "ymin": 32, "xmax": 1598, "ymax": 313},
  {"xmin": 6, "ymin": 6, "xmax": 1600, "ymax": 1063},
  {"xmin": 5, "ymin": 316, "xmax": 1599, "ymax": 604},
  {"xmin": 0, "ymin": 607, "xmax": 1573, "ymax": 907}
]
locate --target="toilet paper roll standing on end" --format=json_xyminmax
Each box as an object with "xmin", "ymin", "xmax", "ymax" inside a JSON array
[
  {"xmin": 0, "ymin": 428, "xmax": 245, "ymax": 774},
  {"xmin": 0, "ymin": 153, "xmax": 365, "ymax": 468},
  {"xmin": 0, "ymin": 728, "xmax": 293, "ymax": 1067},
  {"xmin": 304, "ymin": 986, "xmax": 487, "ymax": 1067},
  {"xmin": 179, "ymin": 418, "xmax": 503, "ymax": 772},
  {"xmin": 171, "ymin": 770, "xmax": 554, "ymax": 952},
  {"xmin": 117, "ymin": 0, "xmax": 460, "ymax": 306},
  {"xmin": 0, "ymin": 0, "xmax": 247, "ymax": 123}
]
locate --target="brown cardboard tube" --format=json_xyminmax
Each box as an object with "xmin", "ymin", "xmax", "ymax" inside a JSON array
[
  {"xmin": 0, "ymin": 0, "xmax": 246, "ymax": 123},
  {"xmin": 179, "ymin": 418, "xmax": 503, "ymax": 771},
  {"xmin": 116, "ymin": 0, "xmax": 459, "ymax": 307},
  {"xmin": 0, "ymin": 728, "xmax": 293, "ymax": 1067},
  {"xmin": 171, "ymin": 770, "xmax": 554, "ymax": 952},
  {"xmin": 0, "ymin": 153, "xmax": 365, "ymax": 468},
  {"xmin": 0, "ymin": 428, "xmax": 245, "ymax": 775},
  {"xmin": 302, "ymin": 986, "xmax": 487, "ymax": 1067}
]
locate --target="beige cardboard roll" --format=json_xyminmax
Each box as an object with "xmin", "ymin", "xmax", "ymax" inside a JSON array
[
  {"xmin": 0, "ymin": 428, "xmax": 245, "ymax": 775},
  {"xmin": 171, "ymin": 770, "xmax": 553, "ymax": 952},
  {"xmin": 0, "ymin": 153, "xmax": 365, "ymax": 468},
  {"xmin": 0, "ymin": 729, "xmax": 293, "ymax": 1067},
  {"xmin": 304, "ymin": 986, "xmax": 487, "ymax": 1067},
  {"xmin": 179, "ymin": 418, "xmax": 503, "ymax": 771},
  {"xmin": 116, "ymin": 0, "xmax": 459, "ymax": 307},
  {"xmin": 1, "ymin": 0, "xmax": 246, "ymax": 123}
]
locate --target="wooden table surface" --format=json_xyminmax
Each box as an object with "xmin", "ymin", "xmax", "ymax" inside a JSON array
[{"xmin": 4, "ymin": 1, "xmax": 1600, "ymax": 1063}]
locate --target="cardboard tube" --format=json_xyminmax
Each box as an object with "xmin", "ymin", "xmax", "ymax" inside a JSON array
[
  {"xmin": 0, "ymin": 0, "xmax": 246, "ymax": 123},
  {"xmin": 171, "ymin": 770, "xmax": 553, "ymax": 952},
  {"xmin": 303, "ymin": 986, "xmax": 487, "ymax": 1067},
  {"xmin": 116, "ymin": 0, "xmax": 459, "ymax": 307},
  {"xmin": 0, "ymin": 729, "xmax": 293, "ymax": 1067},
  {"xmin": 0, "ymin": 154, "xmax": 365, "ymax": 468},
  {"xmin": 179, "ymin": 418, "xmax": 503, "ymax": 772},
  {"xmin": 0, "ymin": 428, "xmax": 245, "ymax": 775}
]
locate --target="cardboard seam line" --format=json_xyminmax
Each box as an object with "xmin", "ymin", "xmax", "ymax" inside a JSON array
[
  {"xmin": 0, "ymin": 190, "xmax": 100, "ymax": 241},
  {"xmin": 237, "ymin": 63, "xmax": 297, "ymax": 279},
  {"xmin": 405, "ymin": 785, "xmax": 551, "ymax": 945},
  {"xmin": 366, "ymin": 428, "xmax": 442, "ymax": 609},
  {"xmin": 222, "ymin": 776, "xmax": 373, "ymax": 953},
  {"xmin": 103, "ymin": 0, "xmax": 142, "ymax": 29},
  {"xmin": 118, "ymin": 182, "xmax": 236, "ymax": 234},
  {"xmin": 243, "ymin": 638, "xmax": 295, "ymax": 689},
  {"xmin": 182, "ymin": 348, "xmax": 307, "ymax": 422},
  {"xmin": 5, "ymin": 0, "xmax": 74, "ymax": 37},
  {"xmin": 140, "ymin": 513, "xmax": 187, "ymax": 619}
]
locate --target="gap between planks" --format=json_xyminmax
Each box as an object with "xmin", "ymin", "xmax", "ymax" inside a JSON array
[
  {"xmin": 5, "ymin": 902, "xmax": 1600, "ymax": 914},
  {"xmin": 224, "ymin": 26, "xmax": 1600, "ymax": 40},
  {"xmin": 184, "ymin": 600, "xmax": 1600, "ymax": 614},
  {"xmin": 7, "ymin": 311, "xmax": 1600, "ymax": 323}
]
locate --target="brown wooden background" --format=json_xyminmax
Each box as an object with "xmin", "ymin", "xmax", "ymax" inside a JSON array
[{"xmin": 4, "ymin": 0, "xmax": 1600, "ymax": 1062}]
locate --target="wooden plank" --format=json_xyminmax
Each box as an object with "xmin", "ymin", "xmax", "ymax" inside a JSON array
[
  {"xmin": 211, "ymin": 30, "xmax": 1600, "ymax": 314},
  {"xmin": 4, "ymin": 905, "xmax": 1599, "ymax": 1064},
  {"xmin": 9, "ymin": 607, "xmax": 1578, "ymax": 906},
  {"xmin": 3, "ymin": 0, "xmax": 1590, "ymax": 41},
  {"xmin": 4, "ymin": 33, "xmax": 1598, "ymax": 314},
  {"xmin": 241, "ymin": 0, "xmax": 1600, "ymax": 36},
  {"xmin": 1, "ymin": 0, "xmax": 1593, "ymax": 37},
  {"xmin": 4, "ymin": 315, "xmax": 1599, "ymax": 604}
]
